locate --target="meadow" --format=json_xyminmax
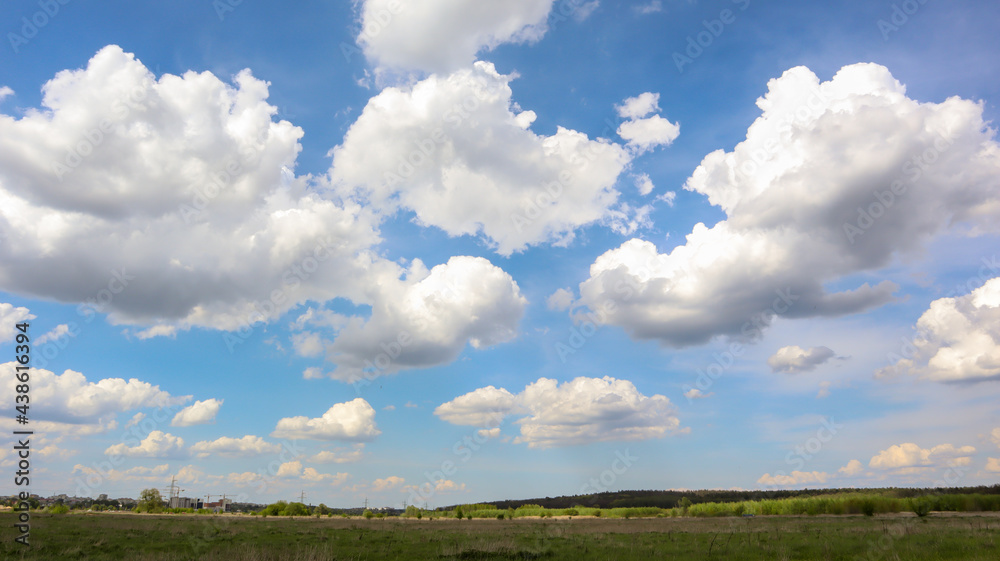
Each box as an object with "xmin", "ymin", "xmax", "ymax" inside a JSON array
[{"xmin": 1, "ymin": 509, "xmax": 998, "ymax": 561}]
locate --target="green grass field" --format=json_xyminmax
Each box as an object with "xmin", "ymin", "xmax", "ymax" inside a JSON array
[{"xmin": 2, "ymin": 511, "xmax": 997, "ymax": 560}]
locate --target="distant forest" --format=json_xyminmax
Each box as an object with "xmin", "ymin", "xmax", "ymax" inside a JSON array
[{"xmin": 445, "ymin": 485, "xmax": 1000, "ymax": 511}]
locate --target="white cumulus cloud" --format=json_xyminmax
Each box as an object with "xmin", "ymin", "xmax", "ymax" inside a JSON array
[
  {"xmin": 571, "ymin": 63, "xmax": 1000, "ymax": 348},
  {"xmin": 0, "ymin": 362, "xmax": 186, "ymax": 428},
  {"xmin": 190, "ymin": 435, "xmax": 281, "ymax": 458},
  {"xmin": 356, "ymin": 0, "xmax": 556, "ymax": 74},
  {"xmin": 271, "ymin": 398, "xmax": 381, "ymax": 442},
  {"xmin": 171, "ymin": 398, "xmax": 223, "ymax": 427},
  {"xmin": 329, "ymin": 61, "xmax": 635, "ymax": 256},
  {"xmin": 869, "ymin": 442, "xmax": 976, "ymax": 470},
  {"xmin": 433, "ymin": 386, "xmax": 516, "ymax": 426},
  {"xmin": 325, "ymin": 256, "xmax": 527, "ymax": 381},
  {"xmin": 105, "ymin": 430, "xmax": 186, "ymax": 458},
  {"xmin": 879, "ymin": 277, "xmax": 1000, "ymax": 382},
  {"xmin": 436, "ymin": 376, "xmax": 682, "ymax": 449}
]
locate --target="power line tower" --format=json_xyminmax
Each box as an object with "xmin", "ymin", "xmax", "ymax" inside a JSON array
[{"xmin": 158, "ymin": 476, "xmax": 183, "ymax": 507}]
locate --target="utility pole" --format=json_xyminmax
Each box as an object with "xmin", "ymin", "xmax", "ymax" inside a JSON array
[{"xmin": 299, "ymin": 490, "xmax": 306, "ymax": 504}]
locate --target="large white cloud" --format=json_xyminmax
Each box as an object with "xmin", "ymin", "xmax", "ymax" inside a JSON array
[
  {"xmin": 329, "ymin": 61, "xmax": 636, "ymax": 256},
  {"xmin": 104, "ymin": 430, "xmax": 186, "ymax": 458},
  {"xmin": 571, "ymin": 63, "xmax": 1000, "ymax": 347},
  {"xmin": 324, "ymin": 256, "xmax": 527, "ymax": 381},
  {"xmin": 171, "ymin": 398, "xmax": 223, "ymax": 427},
  {"xmin": 0, "ymin": 46, "xmax": 530, "ymax": 378},
  {"xmin": 356, "ymin": 0, "xmax": 555, "ymax": 74},
  {"xmin": 436, "ymin": 376, "xmax": 682, "ymax": 449},
  {"xmin": 879, "ymin": 278, "xmax": 1000, "ymax": 382},
  {"xmin": 271, "ymin": 398, "xmax": 381, "ymax": 442},
  {"xmin": 0, "ymin": 46, "xmax": 388, "ymax": 334},
  {"xmin": 0, "ymin": 362, "xmax": 187, "ymax": 429}
]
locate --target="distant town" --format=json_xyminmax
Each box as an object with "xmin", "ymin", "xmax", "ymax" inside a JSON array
[{"xmin": 0, "ymin": 492, "xmax": 403, "ymax": 516}]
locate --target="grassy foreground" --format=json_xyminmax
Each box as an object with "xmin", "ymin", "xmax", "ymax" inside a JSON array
[{"xmin": 1, "ymin": 511, "xmax": 998, "ymax": 560}]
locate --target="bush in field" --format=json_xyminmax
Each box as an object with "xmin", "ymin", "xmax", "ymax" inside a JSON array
[
  {"xmin": 263, "ymin": 501, "xmax": 287, "ymax": 517},
  {"xmin": 363, "ymin": 510, "xmax": 374, "ymax": 519},
  {"xmin": 48, "ymin": 504, "xmax": 70, "ymax": 514},
  {"xmin": 455, "ymin": 507, "xmax": 464, "ymax": 519},
  {"xmin": 284, "ymin": 502, "xmax": 309, "ymax": 517},
  {"xmin": 911, "ymin": 497, "xmax": 932, "ymax": 518},
  {"xmin": 496, "ymin": 513, "xmax": 504, "ymax": 520},
  {"xmin": 564, "ymin": 508, "xmax": 578, "ymax": 516},
  {"xmin": 593, "ymin": 510, "xmax": 601, "ymax": 517},
  {"xmin": 679, "ymin": 497, "xmax": 692, "ymax": 515},
  {"xmin": 861, "ymin": 499, "xmax": 877, "ymax": 517}
]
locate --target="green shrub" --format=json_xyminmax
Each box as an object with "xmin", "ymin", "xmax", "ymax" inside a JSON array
[
  {"xmin": 911, "ymin": 497, "xmax": 932, "ymax": 518},
  {"xmin": 861, "ymin": 500, "xmax": 876, "ymax": 517},
  {"xmin": 363, "ymin": 510, "xmax": 374, "ymax": 519},
  {"xmin": 496, "ymin": 513, "xmax": 504, "ymax": 520}
]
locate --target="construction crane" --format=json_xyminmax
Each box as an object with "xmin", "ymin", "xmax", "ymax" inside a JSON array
[{"xmin": 205, "ymin": 493, "xmax": 234, "ymax": 511}]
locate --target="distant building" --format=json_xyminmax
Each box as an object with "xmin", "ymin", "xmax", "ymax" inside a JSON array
[
  {"xmin": 204, "ymin": 498, "xmax": 232, "ymax": 513},
  {"xmin": 168, "ymin": 496, "xmax": 202, "ymax": 509}
]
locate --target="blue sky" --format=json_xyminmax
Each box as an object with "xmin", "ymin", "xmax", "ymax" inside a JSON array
[{"xmin": 1, "ymin": 0, "xmax": 999, "ymax": 508}]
